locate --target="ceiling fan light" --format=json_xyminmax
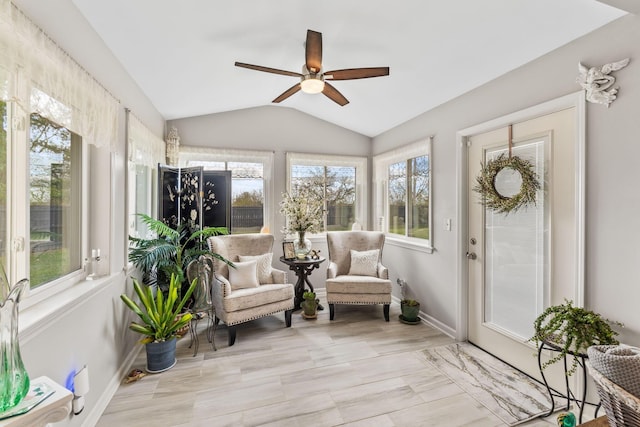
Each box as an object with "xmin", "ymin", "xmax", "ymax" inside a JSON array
[{"xmin": 300, "ymin": 76, "xmax": 325, "ymax": 94}]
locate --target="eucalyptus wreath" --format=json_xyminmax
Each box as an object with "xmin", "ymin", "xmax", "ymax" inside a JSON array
[
  {"xmin": 530, "ymin": 299, "xmax": 623, "ymax": 376},
  {"xmin": 473, "ymin": 154, "xmax": 540, "ymax": 214}
]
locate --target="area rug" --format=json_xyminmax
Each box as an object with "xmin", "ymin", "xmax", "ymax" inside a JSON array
[{"xmin": 421, "ymin": 342, "xmax": 560, "ymax": 426}]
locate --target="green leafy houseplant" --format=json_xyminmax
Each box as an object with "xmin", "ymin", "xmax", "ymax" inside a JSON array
[
  {"xmin": 301, "ymin": 291, "xmax": 318, "ymax": 318},
  {"xmin": 128, "ymin": 214, "xmax": 230, "ymax": 293},
  {"xmin": 120, "ymin": 273, "xmax": 197, "ymax": 344},
  {"xmin": 530, "ymin": 299, "xmax": 623, "ymax": 375}
]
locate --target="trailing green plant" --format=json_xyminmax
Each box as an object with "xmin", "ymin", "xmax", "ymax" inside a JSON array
[
  {"xmin": 120, "ymin": 273, "xmax": 197, "ymax": 344},
  {"xmin": 530, "ymin": 299, "xmax": 623, "ymax": 375},
  {"xmin": 128, "ymin": 214, "xmax": 230, "ymax": 292}
]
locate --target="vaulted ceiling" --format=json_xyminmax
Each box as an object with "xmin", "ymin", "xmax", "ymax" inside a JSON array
[{"xmin": 70, "ymin": 0, "xmax": 626, "ymax": 137}]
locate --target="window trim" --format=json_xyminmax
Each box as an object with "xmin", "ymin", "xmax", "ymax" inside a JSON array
[
  {"xmin": 126, "ymin": 111, "xmax": 163, "ymax": 246},
  {"xmin": 373, "ymin": 136, "xmax": 433, "ymax": 252},
  {"xmin": 17, "ymin": 100, "xmax": 91, "ymax": 309},
  {"xmin": 286, "ymin": 152, "xmax": 368, "ymax": 235},
  {"xmin": 180, "ymin": 146, "xmax": 275, "ymax": 233}
]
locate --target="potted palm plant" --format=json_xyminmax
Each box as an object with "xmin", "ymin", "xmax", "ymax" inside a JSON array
[
  {"xmin": 128, "ymin": 213, "xmax": 230, "ymax": 297},
  {"xmin": 121, "ymin": 273, "xmax": 197, "ymax": 372}
]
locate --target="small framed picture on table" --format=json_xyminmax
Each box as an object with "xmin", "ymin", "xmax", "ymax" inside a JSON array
[{"xmin": 283, "ymin": 241, "xmax": 295, "ymax": 260}]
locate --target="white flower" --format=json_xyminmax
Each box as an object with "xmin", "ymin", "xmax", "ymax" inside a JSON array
[{"xmin": 280, "ymin": 188, "xmax": 324, "ymax": 236}]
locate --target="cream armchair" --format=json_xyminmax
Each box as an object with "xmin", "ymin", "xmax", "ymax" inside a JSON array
[
  {"xmin": 206, "ymin": 234, "xmax": 294, "ymax": 346},
  {"xmin": 325, "ymin": 231, "xmax": 392, "ymax": 321}
]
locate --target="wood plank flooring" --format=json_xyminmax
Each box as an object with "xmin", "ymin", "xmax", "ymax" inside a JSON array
[{"xmin": 98, "ymin": 292, "xmax": 589, "ymax": 426}]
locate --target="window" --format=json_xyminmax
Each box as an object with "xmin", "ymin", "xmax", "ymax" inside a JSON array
[
  {"xmin": 374, "ymin": 137, "xmax": 432, "ymax": 248},
  {"xmin": 0, "ymin": 3, "xmax": 119, "ymax": 305},
  {"xmin": 2, "ymin": 88, "xmax": 88, "ymax": 292},
  {"xmin": 127, "ymin": 113, "xmax": 163, "ymax": 240},
  {"xmin": 180, "ymin": 148, "xmax": 274, "ymax": 234},
  {"xmin": 286, "ymin": 153, "xmax": 367, "ymax": 233},
  {"xmin": 29, "ymin": 112, "xmax": 82, "ymax": 287}
]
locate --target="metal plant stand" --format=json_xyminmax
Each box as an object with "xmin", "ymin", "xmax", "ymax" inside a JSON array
[{"xmin": 537, "ymin": 340, "xmax": 601, "ymax": 424}]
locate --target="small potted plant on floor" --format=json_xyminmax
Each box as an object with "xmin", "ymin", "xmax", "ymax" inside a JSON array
[
  {"xmin": 398, "ymin": 279, "xmax": 421, "ymax": 325},
  {"xmin": 400, "ymin": 299, "xmax": 421, "ymax": 324},
  {"xmin": 301, "ymin": 291, "xmax": 318, "ymax": 319},
  {"xmin": 530, "ymin": 299, "xmax": 623, "ymax": 375},
  {"xmin": 121, "ymin": 273, "xmax": 197, "ymax": 373}
]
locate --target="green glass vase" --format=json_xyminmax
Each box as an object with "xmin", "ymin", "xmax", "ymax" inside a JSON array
[{"xmin": 0, "ymin": 278, "xmax": 30, "ymax": 412}]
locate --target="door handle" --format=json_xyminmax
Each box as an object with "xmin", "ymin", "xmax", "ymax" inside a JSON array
[{"xmin": 466, "ymin": 252, "xmax": 477, "ymax": 260}]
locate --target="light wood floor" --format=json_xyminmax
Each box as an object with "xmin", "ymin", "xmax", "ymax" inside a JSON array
[{"xmin": 98, "ymin": 292, "xmax": 591, "ymax": 426}]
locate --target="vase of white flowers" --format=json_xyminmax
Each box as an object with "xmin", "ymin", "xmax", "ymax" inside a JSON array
[
  {"xmin": 293, "ymin": 231, "xmax": 312, "ymax": 259},
  {"xmin": 280, "ymin": 188, "xmax": 324, "ymax": 258}
]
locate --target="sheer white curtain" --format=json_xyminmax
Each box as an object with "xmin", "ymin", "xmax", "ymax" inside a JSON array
[
  {"xmin": 128, "ymin": 113, "xmax": 165, "ymax": 167},
  {"xmin": 0, "ymin": 0, "xmax": 119, "ymax": 149}
]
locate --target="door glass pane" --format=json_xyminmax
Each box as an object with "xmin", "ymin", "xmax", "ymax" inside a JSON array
[
  {"xmin": 484, "ymin": 139, "xmax": 549, "ymax": 340},
  {"xmin": 29, "ymin": 113, "xmax": 82, "ymax": 288}
]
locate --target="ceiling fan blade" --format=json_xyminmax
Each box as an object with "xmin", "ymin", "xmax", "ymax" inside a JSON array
[
  {"xmin": 235, "ymin": 62, "xmax": 302, "ymax": 78},
  {"xmin": 322, "ymin": 82, "xmax": 349, "ymax": 106},
  {"xmin": 305, "ymin": 30, "xmax": 322, "ymax": 73},
  {"xmin": 324, "ymin": 67, "xmax": 390, "ymax": 80},
  {"xmin": 273, "ymin": 83, "xmax": 302, "ymax": 103}
]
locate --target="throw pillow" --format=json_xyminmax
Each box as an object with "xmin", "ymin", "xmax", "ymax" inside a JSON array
[
  {"xmin": 228, "ymin": 260, "xmax": 259, "ymax": 290},
  {"xmin": 238, "ymin": 253, "xmax": 274, "ymax": 284},
  {"xmin": 348, "ymin": 249, "xmax": 379, "ymax": 277}
]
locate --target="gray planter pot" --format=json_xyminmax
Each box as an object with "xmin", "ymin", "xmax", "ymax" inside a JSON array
[
  {"xmin": 145, "ymin": 338, "xmax": 177, "ymax": 373},
  {"xmin": 401, "ymin": 301, "xmax": 420, "ymax": 321}
]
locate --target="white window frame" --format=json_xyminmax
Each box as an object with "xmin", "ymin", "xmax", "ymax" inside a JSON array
[
  {"xmin": 373, "ymin": 137, "xmax": 433, "ymax": 253},
  {"xmin": 179, "ymin": 147, "xmax": 275, "ymax": 233},
  {"xmin": 286, "ymin": 152, "xmax": 368, "ymax": 235},
  {"xmin": 5, "ymin": 91, "xmax": 91, "ymax": 309},
  {"xmin": 126, "ymin": 112, "xmax": 163, "ymax": 243}
]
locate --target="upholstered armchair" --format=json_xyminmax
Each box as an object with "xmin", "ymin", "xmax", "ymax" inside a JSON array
[
  {"xmin": 325, "ymin": 231, "xmax": 392, "ymax": 321},
  {"xmin": 206, "ymin": 234, "xmax": 294, "ymax": 346}
]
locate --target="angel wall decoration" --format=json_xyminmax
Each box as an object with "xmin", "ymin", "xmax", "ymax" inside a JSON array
[{"xmin": 576, "ymin": 58, "xmax": 629, "ymax": 107}]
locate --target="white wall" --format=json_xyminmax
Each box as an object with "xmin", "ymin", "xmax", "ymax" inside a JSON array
[
  {"xmin": 168, "ymin": 106, "xmax": 372, "ymax": 289},
  {"xmin": 373, "ymin": 14, "xmax": 640, "ymax": 344},
  {"xmin": 11, "ymin": 1, "xmax": 165, "ymax": 426}
]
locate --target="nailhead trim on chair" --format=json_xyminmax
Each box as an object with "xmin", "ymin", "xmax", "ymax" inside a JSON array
[
  {"xmin": 326, "ymin": 300, "xmax": 390, "ymax": 305},
  {"xmin": 224, "ymin": 304, "xmax": 295, "ymax": 326}
]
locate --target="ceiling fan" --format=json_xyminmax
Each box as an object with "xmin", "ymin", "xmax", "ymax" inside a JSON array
[{"xmin": 235, "ymin": 29, "xmax": 390, "ymax": 106}]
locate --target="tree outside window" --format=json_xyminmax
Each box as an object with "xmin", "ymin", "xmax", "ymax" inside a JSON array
[
  {"xmin": 29, "ymin": 112, "xmax": 82, "ymax": 287},
  {"xmin": 291, "ymin": 164, "xmax": 356, "ymax": 232},
  {"xmin": 388, "ymin": 155, "xmax": 429, "ymax": 240}
]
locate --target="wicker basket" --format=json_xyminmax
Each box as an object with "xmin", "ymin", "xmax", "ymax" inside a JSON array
[{"xmin": 587, "ymin": 362, "xmax": 640, "ymax": 427}]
